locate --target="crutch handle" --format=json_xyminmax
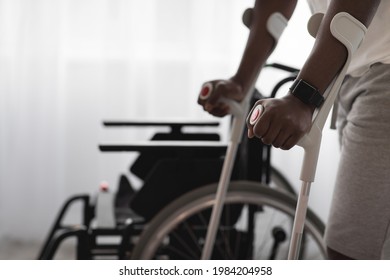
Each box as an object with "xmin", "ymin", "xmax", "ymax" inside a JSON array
[
  {"xmin": 248, "ymin": 104, "xmax": 264, "ymax": 125},
  {"xmin": 199, "ymin": 82, "xmax": 245, "ymax": 118}
]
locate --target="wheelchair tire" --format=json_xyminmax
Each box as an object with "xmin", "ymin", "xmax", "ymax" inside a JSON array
[{"xmin": 131, "ymin": 181, "xmax": 326, "ymax": 260}]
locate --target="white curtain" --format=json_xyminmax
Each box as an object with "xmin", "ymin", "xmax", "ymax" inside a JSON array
[{"xmin": 1, "ymin": 0, "xmax": 336, "ymax": 247}]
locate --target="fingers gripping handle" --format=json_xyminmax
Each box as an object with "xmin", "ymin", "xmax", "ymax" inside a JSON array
[
  {"xmin": 199, "ymin": 82, "xmax": 244, "ymax": 117},
  {"xmin": 297, "ymin": 12, "xmax": 367, "ymax": 183}
]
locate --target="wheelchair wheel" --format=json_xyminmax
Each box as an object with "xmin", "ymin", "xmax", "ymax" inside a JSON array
[{"xmin": 131, "ymin": 181, "xmax": 326, "ymax": 260}]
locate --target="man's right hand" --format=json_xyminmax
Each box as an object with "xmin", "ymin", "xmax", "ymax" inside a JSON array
[{"xmin": 247, "ymin": 94, "xmax": 314, "ymax": 150}]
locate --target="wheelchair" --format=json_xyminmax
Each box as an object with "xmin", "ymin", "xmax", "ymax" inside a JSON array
[{"xmin": 37, "ymin": 63, "xmax": 326, "ymax": 260}]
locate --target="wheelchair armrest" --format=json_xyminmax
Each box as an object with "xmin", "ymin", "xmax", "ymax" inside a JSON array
[
  {"xmin": 99, "ymin": 141, "xmax": 227, "ymax": 154},
  {"xmin": 103, "ymin": 120, "xmax": 220, "ymax": 134}
]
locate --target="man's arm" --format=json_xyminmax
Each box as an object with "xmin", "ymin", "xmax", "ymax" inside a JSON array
[
  {"xmin": 296, "ymin": 0, "xmax": 380, "ymax": 99},
  {"xmin": 198, "ymin": 0, "xmax": 297, "ymax": 117},
  {"xmin": 248, "ymin": 0, "xmax": 381, "ymax": 150},
  {"xmin": 232, "ymin": 0, "xmax": 298, "ymax": 94}
]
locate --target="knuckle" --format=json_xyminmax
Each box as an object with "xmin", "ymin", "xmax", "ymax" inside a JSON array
[
  {"xmin": 273, "ymin": 142, "xmax": 282, "ymax": 148},
  {"xmin": 252, "ymin": 126, "xmax": 264, "ymax": 139}
]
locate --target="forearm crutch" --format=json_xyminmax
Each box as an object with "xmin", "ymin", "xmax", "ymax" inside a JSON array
[
  {"xmin": 199, "ymin": 12, "xmax": 288, "ymax": 260},
  {"xmin": 287, "ymin": 12, "xmax": 367, "ymax": 260}
]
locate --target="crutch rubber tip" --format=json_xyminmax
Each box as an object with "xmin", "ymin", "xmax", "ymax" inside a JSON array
[
  {"xmin": 199, "ymin": 83, "xmax": 213, "ymax": 100},
  {"xmin": 249, "ymin": 104, "xmax": 264, "ymax": 125}
]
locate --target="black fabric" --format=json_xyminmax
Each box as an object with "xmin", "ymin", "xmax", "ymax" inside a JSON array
[
  {"xmin": 130, "ymin": 132, "xmax": 220, "ymax": 180},
  {"xmin": 131, "ymin": 158, "xmax": 240, "ymax": 221},
  {"xmin": 114, "ymin": 174, "xmax": 135, "ymax": 209}
]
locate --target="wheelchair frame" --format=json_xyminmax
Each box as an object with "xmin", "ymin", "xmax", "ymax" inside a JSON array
[{"xmin": 38, "ymin": 63, "xmax": 314, "ymax": 260}]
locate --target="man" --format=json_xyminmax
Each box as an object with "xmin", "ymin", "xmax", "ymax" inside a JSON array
[{"xmin": 198, "ymin": 0, "xmax": 390, "ymax": 259}]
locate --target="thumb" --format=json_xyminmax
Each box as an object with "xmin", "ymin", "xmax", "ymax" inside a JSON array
[{"xmin": 246, "ymin": 102, "xmax": 264, "ymax": 138}]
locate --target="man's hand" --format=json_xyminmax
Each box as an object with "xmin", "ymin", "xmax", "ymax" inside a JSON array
[
  {"xmin": 247, "ymin": 94, "xmax": 315, "ymax": 150},
  {"xmin": 197, "ymin": 79, "xmax": 245, "ymax": 117}
]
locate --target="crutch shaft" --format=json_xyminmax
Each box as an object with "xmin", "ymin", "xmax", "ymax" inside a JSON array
[
  {"xmin": 201, "ymin": 11, "xmax": 288, "ymax": 260},
  {"xmin": 201, "ymin": 142, "xmax": 240, "ymax": 260},
  {"xmin": 288, "ymin": 182, "xmax": 311, "ymax": 260}
]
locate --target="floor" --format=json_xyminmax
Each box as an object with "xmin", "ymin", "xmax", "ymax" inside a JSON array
[{"xmin": 0, "ymin": 238, "xmax": 75, "ymax": 260}]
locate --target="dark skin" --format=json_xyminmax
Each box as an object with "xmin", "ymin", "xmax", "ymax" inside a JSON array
[{"xmin": 198, "ymin": 0, "xmax": 381, "ymax": 259}]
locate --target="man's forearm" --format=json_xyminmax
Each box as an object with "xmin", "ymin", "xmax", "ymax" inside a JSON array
[
  {"xmin": 232, "ymin": 0, "xmax": 298, "ymax": 94},
  {"xmin": 296, "ymin": 0, "xmax": 381, "ymax": 96}
]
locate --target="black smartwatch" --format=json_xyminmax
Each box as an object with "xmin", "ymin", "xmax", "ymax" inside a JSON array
[{"xmin": 289, "ymin": 79, "xmax": 324, "ymax": 108}]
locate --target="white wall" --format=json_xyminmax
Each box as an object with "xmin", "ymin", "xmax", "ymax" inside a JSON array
[{"xmin": 0, "ymin": 0, "xmax": 338, "ymax": 246}]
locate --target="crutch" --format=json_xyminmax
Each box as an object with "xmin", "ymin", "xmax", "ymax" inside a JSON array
[
  {"xmin": 199, "ymin": 12, "xmax": 288, "ymax": 260},
  {"xmin": 285, "ymin": 12, "xmax": 367, "ymax": 259}
]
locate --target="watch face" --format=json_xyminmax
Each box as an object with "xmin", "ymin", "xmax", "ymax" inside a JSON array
[
  {"xmin": 290, "ymin": 79, "xmax": 324, "ymax": 107},
  {"xmin": 299, "ymin": 80, "xmax": 316, "ymax": 99}
]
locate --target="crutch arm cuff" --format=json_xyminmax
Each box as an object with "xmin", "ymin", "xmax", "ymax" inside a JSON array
[{"xmin": 267, "ymin": 12, "xmax": 288, "ymax": 42}]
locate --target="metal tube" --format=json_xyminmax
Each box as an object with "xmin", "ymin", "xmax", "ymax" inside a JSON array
[
  {"xmin": 201, "ymin": 141, "xmax": 239, "ymax": 260},
  {"xmin": 288, "ymin": 181, "xmax": 311, "ymax": 260}
]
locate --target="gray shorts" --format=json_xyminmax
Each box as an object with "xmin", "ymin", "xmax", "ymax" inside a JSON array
[{"xmin": 324, "ymin": 63, "xmax": 390, "ymax": 259}]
